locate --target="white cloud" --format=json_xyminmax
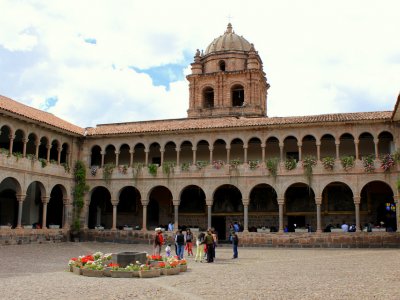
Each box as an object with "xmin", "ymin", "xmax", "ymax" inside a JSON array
[{"xmin": 0, "ymin": 0, "xmax": 399, "ymax": 127}]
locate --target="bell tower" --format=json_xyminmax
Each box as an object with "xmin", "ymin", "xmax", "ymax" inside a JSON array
[{"xmin": 187, "ymin": 23, "xmax": 270, "ymax": 118}]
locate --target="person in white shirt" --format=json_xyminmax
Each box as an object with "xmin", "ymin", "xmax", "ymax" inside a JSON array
[
  {"xmin": 341, "ymin": 221, "xmax": 349, "ymax": 232},
  {"xmin": 168, "ymin": 221, "xmax": 174, "ymax": 231}
]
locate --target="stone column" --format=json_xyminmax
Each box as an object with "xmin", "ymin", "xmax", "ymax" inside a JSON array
[
  {"xmin": 16, "ymin": 194, "xmax": 25, "ymax": 229},
  {"xmin": 100, "ymin": 151, "xmax": 105, "ymax": 168},
  {"xmin": 129, "ymin": 150, "xmax": 134, "ymax": 167},
  {"xmin": 67, "ymin": 150, "xmax": 71, "ymax": 167},
  {"xmin": 207, "ymin": 204, "xmax": 212, "ymax": 229},
  {"xmin": 115, "ymin": 151, "xmax": 120, "ymax": 166},
  {"xmin": 173, "ymin": 202, "xmax": 179, "ymax": 230},
  {"xmin": 57, "ymin": 147, "xmax": 61, "ymax": 164},
  {"xmin": 394, "ymin": 196, "xmax": 399, "ymax": 233},
  {"xmin": 243, "ymin": 199, "xmax": 249, "ymax": 232},
  {"xmin": 209, "ymin": 147, "xmax": 213, "ymax": 164},
  {"xmin": 192, "ymin": 147, "xmax": 197, "ymax": 165},
  {"xmin": 176, "ymin": 148, "xmax": 181, "ymax": 166},
  {"xmin": 316, "ymin": 142, "xmax": 321, "ymax": 161},
  {"xmin": 35, "ymin": 142, "xmax": 39, "ymax": 159},
  {"xmin": 315, "ymin": 197, "xmax": 322, "ymax": 233},
  {"xmin": 46, "ymin": 144, "xmax": 51, "ymax": 162},
  {"xmin": 226, "ymin": 146, "xmax": 231, "ymax": 164},
  {"xmin": 111, "ymin": 200, "xmax": 118, "ymax": 230},
  {"xmin": 335, "ymin": 141, "xmax": 340, "ymax": 160},
  {"xmin": 42, "ymin": 196, "xmax": 50, "ymax": 229},
  {"xmin": 142, "ymin": 204, "xmax": 148, "ymax": 230},
  {"xmin": 278, "ymin": 198, "xmax": 284, "ymax": 233},
  {"xmin": 9, "ymin": 135, "xmax": 14, "ymax": 155},
  {"xmin": 22, "ymin": 138, "xmax": 27, "ymax": 157},
  {"xmin": 145, "ymin": 149, "xmax": 149, "ymax": 166},
  {"xmin": 354, "ymin": 139, "xmax": 360, "ymax": 160},
  {"xmin": 298, "ymin": 142, "xmax": 302, "ymax": 161},
  {"xmin": 261, "ymin": 144, "xmax": 266, "ymax": 162},
  {"xmin": 374, "ymin": 138, "xmax": 379, "ymax": 159},
  {"xmin": 243, "ymin": 146, "xmax": 248, "ymax": 163},
  {"xmin": 83, "ymin": 203, "xmax": 89, "ymax": 230},
  {"xmin": 354, "ymin": 195, "xmax": 361, "ymax": 230},
  {"xmin": 63, "ymin": 200, "xmax": 72, "ymax": 229},
  {"xmin": 279, "ymin": 143, "xmax": 284, "ymax": 162},
  {"xmin": 160, "ymin": 149, "xmax": 164, "ymax": 166}
]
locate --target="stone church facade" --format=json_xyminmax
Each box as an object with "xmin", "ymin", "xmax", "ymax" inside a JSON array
[{"xmin": 0, "ymin": 24, "xmax": 399, "ymax": 246}]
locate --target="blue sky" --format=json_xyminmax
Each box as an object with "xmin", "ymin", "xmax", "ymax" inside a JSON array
[{"xmin": 0, "ymin": 0, "xmax": 399, "ymax": 127}]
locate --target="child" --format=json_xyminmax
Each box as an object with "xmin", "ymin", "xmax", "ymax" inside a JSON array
[{"xmin": 165, "ymin": 244, "xmax": 172, "ymax": 257}]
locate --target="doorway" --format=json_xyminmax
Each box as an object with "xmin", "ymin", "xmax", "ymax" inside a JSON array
[{"xmin": 212, "ymin": 216, "xmax": 226, "ymax": 240}]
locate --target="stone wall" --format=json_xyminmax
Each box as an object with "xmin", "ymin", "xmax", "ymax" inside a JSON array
[{"xmin": 0, "ymin": 229, "xmax": 67, "ymax": 245}]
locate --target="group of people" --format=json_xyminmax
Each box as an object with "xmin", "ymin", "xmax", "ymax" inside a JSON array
[{"xmin": 153, "ymin": 226, "xmax": 239, "ymax": 263}]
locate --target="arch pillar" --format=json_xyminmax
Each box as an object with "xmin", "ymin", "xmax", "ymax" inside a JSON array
[
  {"xmin": 335, "ymin": 141, "xmax": 340, "ymax": 160},
  {"xmin": 354, "ymin": 139, "xmax": 360, "ymax": 160},
  {"xmin": 297, "ymin": 142, "xmax": 302, "ymax": 161},
  {"xmin": 209, "ymin": 147, "xmax": 213, "ymax": 164},
  {"xmin": 242, "ymin": 198, "xmax": 249, "ymax": 232},
  {"xmin": 206, "ymin": 200, "xmax": 212, "ymax": 229},
  {"xmin": 316, "ymin": 142, "xmax": 321, "ymax": 161},
  {"xmin": 160, "ymin": 149, "xmax": 165, "ymax": 166},
  {"xmin": 9, "ymin": 135, "xmax": 14, "ymax": 155},
  {"xmin": 111, "ymin": 199, "xmax": 118, "ymax": 230},
  {"xmin": 63, "ymin": 198, "xmax": 71, "ymax": 229},
  {"xmin": 192, "ymin": 147, "xmax": 197, "ymax": 165},
  {"xmin": 226, "ymin": 146, "xmax": 231, "ymax": 164},
  {"xmin": 115, "ymin": 151, "xmax": 120, "ymax": 166},
  {"xmin": 100, "ymin": 151, "xmax": 105, "ymax": 168},
  {"xmin": 83, "ymin": 202, "xmax": 89, "ymax": 230},
  {"xmin": 144, "ymin": 149, "xmax": 149, "ymax": 166},
  {"xmin": 16, "ymin": 194, "xmax": 26, "ymax": 229},
  {"xmin": 41, "ymin": 196, "xmax": 50, "ymax": 228},
  {"xmin": 374, "ymin": 138, "xmax": 379, "ymax": 159},
  {"xmin": 243, "ymin": 145, "xmax": 248, "ymax": 163},
  {"xmin": 173, "ymin": 200, "xmax": 179, "ymax": 231},
  {"xmin": 22, "ymin": 138, "xmax": 27, "ymax": 158},
  {"xmin": 353, "ymin": 195, "xmax": 361, "ymax": 230},
  {"xmin": 35, "ymin": 142, "xmax": 39, "ymax": 159},
  {"xmin": 261, "ymin": 143, "xmax": 265, "ymax": 162},
  {"xmin": 129, "ymin": 149, "xmax": 134, "ymax": 167},
  {"xmin": 141, "ymin": 200, "xmax": 148, "ymax": 231},
  {"xmin": 278, "ymin": 198, "xmax": 284, "ymax": 233},
  {"xmin": 57, "ymin": 147, "xmax": 62, "ymax": 164},
  {"xmin": 46, "ymin": 144, "xmax": 51, "ymax": 162},
  {"xmin": 315, "ymin": 196, "xmax": 322, "ymax": 233},
  {"xmin": 279, "ymin": 143, "xmax": 284, "ymax": 162},
  {"xmin": 175, "ymin": 148, "xmax": 181, "ymax": 166}
]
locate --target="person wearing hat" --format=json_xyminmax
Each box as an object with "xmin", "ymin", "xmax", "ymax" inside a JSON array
[{"xmin": 153, "ymin": 228, "xmax": 164, "ymax": 255}]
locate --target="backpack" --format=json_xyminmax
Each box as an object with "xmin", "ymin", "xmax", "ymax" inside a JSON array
[{"xmin": 176, "ymin": 233, "xmax": 184, "ymax": 245}]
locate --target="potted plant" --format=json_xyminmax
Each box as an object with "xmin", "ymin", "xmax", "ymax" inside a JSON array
[
  {"xmin": 230, "ymin": 158, "xmax": 241, "ymax": 169},
  {"xmin": 162, "ymin": 161, "xmax": 175, "ymax": 177},
  {"xmin": 248, "ymin": 159, "xmax": 260, "ymax": 170},
  {"xmin": 362, "ymin": 154, "xmax": 375, "ymax": 172},
  {"xmin": 380, "ymin": 153, "xmax": 395, "ymax": 171},
  {"xmin": 181, "ymin": 162, "xmax": 190, "ymax": 171},
  {"xmin": 212, "ymin": 160, "xmax": 224, "ymax": 169},
  {"xmin": 148, "ymin": 163, "xmax": 158, "ymax": 176},
  {"xmin": 340, "ymin": 155, "xmax": 355, "ymax": 171},
  {"xmin": 322, "ymin": 156, "xmax": 335, "ymax": 171},
  {"xmin": 302, "ymin": 156, "xmax": 317, "ymax": 185},
  {"xmin": 81, "ymin": 261, "xmax": 104, "ymax": 277},
  {"xmin": 195, "ymin": 160, "xmax": 208, "ymax": 170},
  {"xmin": 138, "ymin": 264, "xmax": 160, "ymax": 278},
  {"xmin": 284, "ymin": 157, "xmax": 297, "ymax": 171},
  {"xmin": 266, "ymin": 157, "xmax": 279, "ymax": 177},
  {"xmin": 103, "ymin": 163, "xmax": 115, "ymax": 184},
  {"xmin": 178, "ymin": 259, "xmax": 187, "ymax": 272}
]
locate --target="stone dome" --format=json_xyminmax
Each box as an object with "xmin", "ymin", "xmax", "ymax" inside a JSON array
[{"xmin": 204, "ymin": 23, "xmax": 252, "ymax": 55}]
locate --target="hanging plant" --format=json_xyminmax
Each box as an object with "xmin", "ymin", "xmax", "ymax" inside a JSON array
[
  {"xmin": 118, "ymin": 164, "xmax": 128, "ymax": 174},
  {"xmin": 73, "ymin": 160, "xmax": 89, "ymax": 232},
  {"xmin": 181, "ymin": 162, "xmax": 190, "ymax": 171},
  {"xmin": 103, "ymin": 163, "xmax": 115, "ymax": 184},
  {"xmin": 148, "ymin": 163, "xmax": 158, "ymax": 176},
  {"xmin": 266, "ymin": 157, "xmax": 279, "ymax": 177},
  {"xmin": 12, "ymin": 151, "xmax": 22, "ymax": 162},
  {"xmin": 132, "ymin": 162, "xmax": 143, "ymax": 178},
  {"xmin": 322, "ymin": 156, "xmax": 335, "ymax": 171},
  {"xmin": 284, "ymin": 157, "xmax": 297, "ymax": 171},
  {"xmin": 212, "ymin": 160, "xmax": 225, "ymax": 169},
  {"xmin": 38, "ymin": 158, "xmax": 47, "ymax": 168},
  {"xmin": 340, "ymin": 155, "xmax": 355, "ymax": 171},
  {"xmin": 248, "ymin": 160, "xmax": 260, "ymax": 170},
  {"xmin": 302, "ymin": 156, "xmax": 317, "ymax": 185},
  {"xmin": 162, "ymin": 161, "xmax": 175, "ymax": 177},
  {"xmin": 230, "ymin": 158, "xmax": 241, "ymax": 169},
  {"xmin": 362, "ymin": 154, "xmax": 375, "ymax": 173},
  {"xmin": 380, "ymin": 153, "xmax": 395, "ymax": 172},
  {"xmin": 195, "ymin": 160, "xmax": 208, "ymax": 170}
]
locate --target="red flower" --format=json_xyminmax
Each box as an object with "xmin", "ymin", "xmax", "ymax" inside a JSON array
[{"xmin": 107, "ymin": 263, "xmax": 119, "ymax": 267}]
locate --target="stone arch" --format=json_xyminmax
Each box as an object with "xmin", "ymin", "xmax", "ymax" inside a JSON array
[
  {"xmin": 339, "ymin": 133, "xmax": 355, "ymax": 157},
  {"xmin": 147, "ymin": 185, "xmax": 173, "ymax": 230},
  {"xmin": 284, "ymin": 182, "xmax": 316, "ymax": 231},
  {"xmin": 247, "ymin": 137, "xmax": 262, "ymax": 161},
  {"xmin": 265, "ymin": 136, "xmax": 280, "ymax": 160},
  {"xmin": 219, "ymin": 60, "xmax": 226, "ymax": 71},
  {"xmin": 248, "ymin": 183, "xmax": 278, "ymax": 232},
  {"xmin": 12, "ymin": 129, "xmax": 25, "ymax": 155},
  {"xmin": 230, "ymin": 138, "xmax": 244, "ymax": 164},
  {"xmin": 179, "ymin": 140, "xmax": 193, "ymax": 165},
  {"xmin": 195, "ymin": 140, "xmax": 209, "ymax": 162},
  {"xmin": 133, "ymin": 143, "xmax": 145, "ymax": 164},
  {"xmin": 117, "ymin": 186, "xmax": 142, "ymax": 229},
  {"xmin": 231, "ymin": 83, "xmax": 245, "ymax": 107},
  {"xmin": 360, "ymin": 180, "xmax": 396, "ymax": 231},
  {"xmin": 104, "ymin": 144, "xmax": 116, "ymax": 165},
  {"xmin": 202, "ymin": 86, "xmax": 214, "ymax": 108},
  {"xmin": 358, "ymin": 132, "xmax": 374, "ymax": 158},
  {"xmin": 60, "ymin": 142, "xmax": 69, "ymax": 164},
  {"xmin": 24, "ymin": 181, "xmax": 46, "ymax": 228},
  {"xmin": 213, "ymin": 139, "xmax": 227, "ymax": 162},
  {"xmin": 0, "ymin": 125, "xmax": 11, "ymax": 151},
  {"xmin": 283, "ymin": 135, "xmax": 299, "ymax": 161},
  {"xmin": 88, "ymin": 186, "xmax": 112, "ymax": 229},
  {"xmin": 179, "ymin": 185, "xmax": 206, "ymax": 230},
  {"xmin": 49, "ymin": 139, "xmax": 60, "ymax": 162},
  {"xmin": 0, "ymin": 177, "xmax": 22, "ymax": 227},
  {"xmin": 119, "ymin": 144, "xmax": 130, "ymax": 166},
  {"xmin": 302, "ymin": 134, "xmax": 317, "ymax": 158},
  {"xmin": 377, "ymin": 131, "xmax": 394, "ymax": 155},
  {"xmin": 38, "ymin": 136, "xmax": 49, "ymax": 160},
  {"xmin": 26, "ymin": 133, "xmax": 37, "ymax": 157},
  {"xmin": 47, "ymin": 184, "xmax": 66, "ymax": 227},
  {"xmin": 320, "ymin": 134, "xmax": 336, "ymax": 158},
  {"xmin": 163, "ymin": 141, "xmax": 176, "ymax": 163},
  {"xmin": 90, "ymin": 145, "xmax": 102, "ymax": 166},
  {"xmin": 148, "ymin": 142, "xmax": 161, "ymax": 165}
]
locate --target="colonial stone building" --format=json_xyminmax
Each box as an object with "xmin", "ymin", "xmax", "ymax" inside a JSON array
[{"xmin": 0, "ymin": 24, "xmax": 399, "ymax": 246}]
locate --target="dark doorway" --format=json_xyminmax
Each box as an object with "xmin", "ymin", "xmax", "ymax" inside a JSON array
[
  {"xmin": 288, "ymin": 216, "xmax": 305, "ymax": 230},
  {"xmin": 212, "ymin": 216, "xmax": 226, "ymax": 241}
]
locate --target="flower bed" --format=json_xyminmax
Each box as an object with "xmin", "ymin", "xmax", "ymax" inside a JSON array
[{"xmin": 68, "ymin": 252, "xmax": 187, "ymax": 278}]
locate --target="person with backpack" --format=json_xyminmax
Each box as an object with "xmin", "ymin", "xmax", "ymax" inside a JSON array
[
  {"xmin": 175, "ymin": 229, "xmax": 185, "ymax": 259},
  {"xmin": 153, "ymin": 228, "xmax": 164, "ymax": 255},
  {"xmin": 204, "ymin": 229, "xmax": 214, "ymax": 263}
]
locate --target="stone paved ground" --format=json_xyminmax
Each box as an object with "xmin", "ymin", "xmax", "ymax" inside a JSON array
[{"xmin": 0, "ymin": 242, "xmax": 399, "ymax": 300}]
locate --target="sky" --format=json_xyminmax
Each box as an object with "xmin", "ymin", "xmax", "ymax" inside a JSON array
[{"xmin": 0, "ymin": 0, "xmax": 399, "ymax": 128}]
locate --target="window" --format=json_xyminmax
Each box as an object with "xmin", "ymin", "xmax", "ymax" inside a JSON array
[
  {"xmin": 219, "ymin": 60, "xmax": 226, "ymax": 71},
  {"xmin": 203, "ymin": 87, "xmax": 214, "ymax": 108},
  {"xmin": 231, "ymin": 84, "xmax": 244, "ymax": 107}
]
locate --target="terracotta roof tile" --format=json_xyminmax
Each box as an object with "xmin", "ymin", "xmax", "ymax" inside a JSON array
[
  {"xmin": 0, "ymin": 95, "xmax": 84, "ymax": 135},
  {"xmin": 86, "ymin": 111, "xmax": 392, "ymax": 136}
]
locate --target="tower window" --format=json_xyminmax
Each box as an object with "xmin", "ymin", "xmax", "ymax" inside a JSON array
[
  {"xmin": 219, "ymin": 60, "xmax": 226, "ymax": 72},
  {"xmin": 203, "ymin": 87, "xmax": 214, "ymax": 108},
  {"xmin": 231, "ymin": 84, "xmax": 244, "ymax": 107}
]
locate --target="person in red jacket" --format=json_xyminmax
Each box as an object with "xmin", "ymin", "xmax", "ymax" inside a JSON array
[{"xmin": 153, "ymin": 228, "xmax": 164, "ymax": 255}]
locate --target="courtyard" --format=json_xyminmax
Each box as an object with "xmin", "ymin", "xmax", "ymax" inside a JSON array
[{"xmin": 0, "ymin": 242, "xmax": 399, "ymax": 299}]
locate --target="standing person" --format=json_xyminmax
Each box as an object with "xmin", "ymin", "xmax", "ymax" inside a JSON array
[
  {"xmin": 185, "ymin": 228, "xmax": 194, "ymax": 256},
  {"xmin": 211, "ymin": 228, "xmax": 218, "ymax": 260},
  {"xmin": 175, "ymin": 229, "xmax": 185, "ymax": 259},
  {"xmin": 195, "ymin": 232, "xmax": 205, "ymax": 262},
  {"xmin": 205, "ymin": 229, "xmax": 214, "ymax": 263},
  {"xmin": 232, "ymin": 232, "xmax": 239, "ymax": 259},
  {"xmin": 233, "ymin": 222, "xmax": 239, "ymax": 232},
  {"xmin": 153, "ymin": 228, "xmax": 164, "ymax": 256},
  {"xmin": 341, "ymin": 221, "xmax": 349, "ymax": 232},
  {"xmin": 168, "ymin": 221, "xmax": 174, "ymax": 232}
]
